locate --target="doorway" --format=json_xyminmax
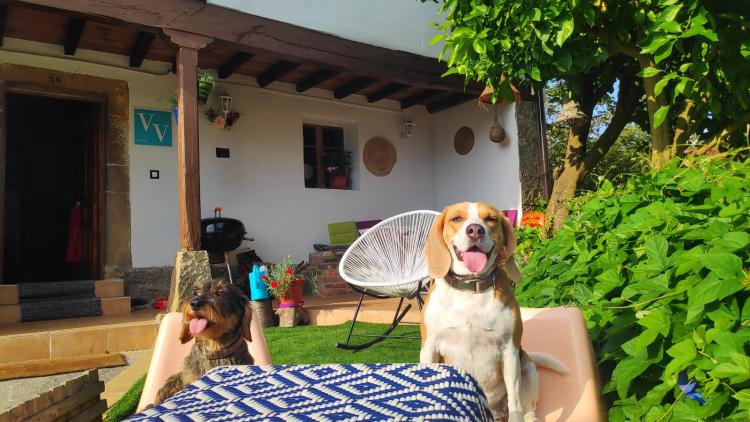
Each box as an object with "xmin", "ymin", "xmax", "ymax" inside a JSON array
[{"xmin": 2, "ymin": 91, "xmax": 103, "ymax": 282}]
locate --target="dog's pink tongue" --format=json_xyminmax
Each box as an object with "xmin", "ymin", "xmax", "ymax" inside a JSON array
[
  {"xmin": 463, "ymin": 250, "xmax": 488, "ymax": 273},
  {"xmin": 189, "ymin": 318, "xmax": 208, "ymax": 334}
]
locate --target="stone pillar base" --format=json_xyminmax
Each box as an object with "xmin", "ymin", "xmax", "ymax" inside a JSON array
[{"xmin": 167, "ymin": 250, "xmax": 211, "ymax": 312}]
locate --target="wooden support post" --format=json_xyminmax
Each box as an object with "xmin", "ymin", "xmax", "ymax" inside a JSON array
[{"xmin": 165, "ymin": 29, "xmax": 212, "ymax": 251}]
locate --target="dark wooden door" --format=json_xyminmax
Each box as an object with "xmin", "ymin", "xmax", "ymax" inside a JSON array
[{"xmin": 2, "ymin": 92, "xmax": 100, "ymax": 282}]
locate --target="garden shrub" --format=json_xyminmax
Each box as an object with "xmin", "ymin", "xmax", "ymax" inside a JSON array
[{"xmin": 515, "ymin": 154, "xmax": 750, "ymax": 421}]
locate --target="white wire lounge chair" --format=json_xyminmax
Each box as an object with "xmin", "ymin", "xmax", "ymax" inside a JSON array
[{"xmin": 336, "ymin": 210, "xmax": 440, "ymax": 350}]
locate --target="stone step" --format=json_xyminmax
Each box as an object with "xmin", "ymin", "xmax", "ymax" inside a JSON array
[
  {"xmin": 0, "ymin": 309, "xmax": 159, "ymax": 364},
  {"xmin": 101, "ymin": 297, "xmax": 131, "ymax": 316},
  {"xmin": 0, "ymin": 296, "xmax": 131, "ymax": 324},
  {"xmin": 0, "ymin": 279, "xmax": 125, "ymax": 305}
]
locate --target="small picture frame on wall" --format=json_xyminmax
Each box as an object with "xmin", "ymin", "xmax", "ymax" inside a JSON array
[{"xmin": 134, "ymin": 108, "xmax": 173, "ymax": 147}]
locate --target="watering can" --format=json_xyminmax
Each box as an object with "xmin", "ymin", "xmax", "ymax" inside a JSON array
[{"xmin": 249, "ymin": 264, "xmax": 270, "ymax": 301}]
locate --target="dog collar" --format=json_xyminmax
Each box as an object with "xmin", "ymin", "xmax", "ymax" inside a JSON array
[
  {"xmin": 204, "ymin": 335, "xmax": 245, "ymax": 360},
  {"xmin": 444, "ymin": 267, "xmax": 498, "ymax": 293}
]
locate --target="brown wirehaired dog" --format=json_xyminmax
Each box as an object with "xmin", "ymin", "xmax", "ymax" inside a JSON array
[{"xmin": 154, "ymin": 278, "xmax": 255, "ymax": 405}]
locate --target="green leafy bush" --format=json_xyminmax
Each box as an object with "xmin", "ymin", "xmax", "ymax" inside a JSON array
[{"xmin": 516, "ymin": 154, "xmax": 750, "ymax": 421}]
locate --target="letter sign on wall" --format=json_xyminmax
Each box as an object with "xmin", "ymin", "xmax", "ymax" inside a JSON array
[{"xmin": 134, "ymin": 108, "xmax": 173, "ymax": 147}]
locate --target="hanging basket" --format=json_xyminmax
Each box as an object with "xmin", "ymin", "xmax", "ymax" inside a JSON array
[{"xmin": 197, "ymin": 79, "xmax": 214, "ymax": 105}]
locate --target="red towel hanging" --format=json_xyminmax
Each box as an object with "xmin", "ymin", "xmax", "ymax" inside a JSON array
[{"xmin": 65, "ymin": 202, "xmax": 83, "ymax": 264}]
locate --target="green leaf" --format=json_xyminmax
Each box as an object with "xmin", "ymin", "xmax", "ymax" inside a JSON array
[
  {"xmin": 530, "ymin": 66, "xmax": 541, "ymax": 81},
  {"xmin": 556, "ymin": 16, "xmax": 575, "ymax": 47},
  {"xmin": 734, "ymin": 389, "xmax": 750, "ymax": 404},
  {"xmin": 531, "ymin": 7, "xmax": 542, "ymax": 22},
  {"xmin": 653, "ymin": 105, "xmax": 670, "ymax": 128},
  {"xmin": 742, "ymin": 43, "xmax": 750, "ymax": 59},
  {"xmin": 665, "ymin": 338, "xmax": 697, "ymax": 376},
  {"xmin": 429, "ymin": 33, "xmax": 445, "ymax": 46},
  {"xmin": 700, "ymin": 252, "xmax": 743, "ymax": 279},
  {"xmin": 641, "ymin": 67, "xmax": 662, "ymax": 78},
  {"xmin": 656, "ymin": 4, "xmax": 683, "ymax": 25},
  {"xmin": 472, "ymin": 39, "xmax": 486, "ymax": 54},
  {"xmin": 645, "ymin": 234, "xmax": 669, "ymax": 261},
  {"xmin": 711, "ymin": 352, "xmax": 750, "ymax": 383},
  {"xmin": 613, "ymin": 350, "xmax": 654, "ymax": 398}
]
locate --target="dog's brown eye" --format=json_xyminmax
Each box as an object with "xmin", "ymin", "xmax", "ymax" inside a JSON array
[
  {"xmin": 486, "ymin": 216, "xmax": 498, "ymax": 222},
  {"xmin": 451, "ymin": 216, "xmax": 463, "ymax": 223}
]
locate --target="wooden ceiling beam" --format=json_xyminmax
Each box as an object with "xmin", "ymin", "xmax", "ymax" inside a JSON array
[
  {"xmin": 400, "ymin": 89, "xmax": 442, "ymax": 109},
  {"xmin": 256, "ymin": 60, "xmax": 299, "ymax": 87},
  {"xmin": 129, "ymin": 31, "xmax": 156, "ymax": 68},
  {"xmin": 296, "ymin": 69, "xmax": 338, "ymax": 93},
  {"xmin": 367, "ymin": 82, "xmax": 408, "ymax": 103},
  {"xmin": 333, "ymin": 76, "xmax": 377, "ymax": 100},
  {"xmin": 0, "ymin": 5, "xmax": 7, "ymax": 47},
  {"xmin": 13, "ymin": 0, "xmax": 481, "ymax": 94},
  {"xmin": 63, "ymin": 17, "xmax": 85, "ymax": 55},
  {"xmin": 426, "ymin": 93, "xmax": 475, "ymax": 113},
  {"xmin": 218, "ymin": 52, "xmax": 254, "ymax": 79}
]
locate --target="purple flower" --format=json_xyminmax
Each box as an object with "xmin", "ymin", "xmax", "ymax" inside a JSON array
[{"xmin": 678, "ymin": 371, "xmax": 705, "ymax": 405}]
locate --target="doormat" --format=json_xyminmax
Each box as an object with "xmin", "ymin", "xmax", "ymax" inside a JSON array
[
  {"xmin": 20, "ymin": 296, "xmax": 102, "ymax": 322},
  {"xmin": 17, "ymin": 280, "xmax": 96, "ymax": 300}
]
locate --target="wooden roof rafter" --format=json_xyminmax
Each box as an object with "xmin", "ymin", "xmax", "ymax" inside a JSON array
[
  {"xmin": 257, "ymin": 60, "xmax": 299, "ymax": 87},
  {"xmin": 63, "ymin": 17, "xmax": 84, "ymax": 55},
  {"xmin": 3, "ymin": 0, "xmax": 483, "ymax": 112},
  {"xmin": 129, "ymin": 31, "xmax": 155, "ymax": 67}
]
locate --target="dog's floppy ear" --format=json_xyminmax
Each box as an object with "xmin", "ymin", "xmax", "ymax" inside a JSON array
[
  {"xmin": 499, "ymin": 215, "xmax": 521, "ymax": 284},
  {"xmin": 179, "ymin": 320, "xmax": 193, "ymax": 344},
  {"xmin": 241, "ymin": 302, "xmax": 254, "ymax": 342},
  {"xmin": 425, "ymin": 209, "xmax": 451, "ymax": 279}
]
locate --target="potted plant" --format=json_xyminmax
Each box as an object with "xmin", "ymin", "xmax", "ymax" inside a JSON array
[
  {"xmin": 326, "ymin": 150, "xmax": 352, "ymax": 189},
  {"xmin": 205, "ymin": 108, "xmax": 241, "ymax": 130},
  {"xmin": 265, "ymin": 256, "xmax": 306, "ymax": 305},
  {"xmin": 197, "ymin": 73, "xmax": 215, "ymax": 104}
]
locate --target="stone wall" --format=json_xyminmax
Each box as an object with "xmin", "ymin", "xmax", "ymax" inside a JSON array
[{"xmin": 305, "ymin": 251, "xmax": 352, "ymax": 297}]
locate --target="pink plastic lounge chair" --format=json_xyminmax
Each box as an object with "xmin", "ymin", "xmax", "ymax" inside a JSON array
[
  {"xmin": 137, "ymin": 312, "xmax": 272, "ymax": 412},
  {"xmin": 520, "ymin": 307, "xmax": 606, "ymax": 422}
]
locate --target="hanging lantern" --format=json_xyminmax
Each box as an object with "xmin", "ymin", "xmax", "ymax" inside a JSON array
[
  {"xmin": 553, "ymin": 100, "xmax": 590, "ymax": 128},
  {"xmin": 219, "ymin": 95, "xmax": 233, "ymax": 119},
  {"xmin": 400, "ymin": 117, "xmax": 416, "ymax": 138}
]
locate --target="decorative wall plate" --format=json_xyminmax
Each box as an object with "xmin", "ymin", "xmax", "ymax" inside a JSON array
[
  {"xmin": 363, "ymin": 137, "xmax": 396, "ymax": 176},
  {"xmin": 454, "ymin": 126, "xmax": 474, "ymax": 155}
]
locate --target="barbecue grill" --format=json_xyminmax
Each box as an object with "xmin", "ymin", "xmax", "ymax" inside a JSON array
[{"xmin": 201, "ymin": 207, "xmax": 252, "ymax": 284}]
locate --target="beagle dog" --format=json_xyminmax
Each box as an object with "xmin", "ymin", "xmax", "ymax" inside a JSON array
[{"xmin": 420, "ymin": 202, "xmax": 566, "ymax": 422}]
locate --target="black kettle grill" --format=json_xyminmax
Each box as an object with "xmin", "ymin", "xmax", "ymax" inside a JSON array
[{"xmin": 200, "ymin": 207, "xmax": 252, "ymax": 284}]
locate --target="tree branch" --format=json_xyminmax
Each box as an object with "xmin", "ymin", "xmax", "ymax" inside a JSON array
[
  {"xmin": 581, "ymin": 76, "xmax": 640, "ymax": 177},
  {"xmin": 692, "ymin": 110, "xmax": 750, "ymax": 155},
  {"xmin": 672, "ymin": 99, "xmax": 694, "ymax": 155}
]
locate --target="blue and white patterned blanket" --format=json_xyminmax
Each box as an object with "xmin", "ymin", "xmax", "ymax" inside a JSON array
[{"xmin": 130, "ymin": 363, "xmax": 493, "ymax": 421}]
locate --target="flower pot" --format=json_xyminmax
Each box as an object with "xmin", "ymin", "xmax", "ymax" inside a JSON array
[
  {"xmin": 521, "ymin": 211, "xmax": 546, "ymax": 229},
  {"xmin": 197, "ymin": 80, "xmax": 214, "ymax": 105},
  {"xmin": 331, "ymin": 175, "xmax": 349, "ymax": 189},
  {"xmin": 278, "ymin": 278, "xmax": 304, "ymax": 305}
]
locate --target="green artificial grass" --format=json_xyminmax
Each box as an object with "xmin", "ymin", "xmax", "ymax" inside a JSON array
[
  {"xmin": 103, "ymin": 322, "xmax": 420, "ymax": 421},
  {"xmin": 103, "ymin": 374, "xmax": 145, "ymax": 422},
  {"xmin": 264, "ymin": 321, "xmax": 421, "ymax": 364}
]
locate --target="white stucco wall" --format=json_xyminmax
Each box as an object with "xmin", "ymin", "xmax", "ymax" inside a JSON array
[
  {"xmin": 209, "ymin": 0, "xmax": 444, "ymax": 58},
  {"xmin": 431, "ymin": 100, "xmax": 522, "ymax": 214},
  {"xmin": 0, "ymin": 38, "xmax": 522, "ymax": 269}
]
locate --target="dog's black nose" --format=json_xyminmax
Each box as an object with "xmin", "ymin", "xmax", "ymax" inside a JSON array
[
  {"xmin": 190, "ymin": 297, "xmax": 206, "ymax": 311},
  {"xmin": 466, "ymin": 224, "xmax": 485, "ymax": 241}
]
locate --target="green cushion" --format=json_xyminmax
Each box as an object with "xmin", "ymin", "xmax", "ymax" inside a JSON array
[{"xmin": 328, "ymin": 221, "xmax": 358, "ymax": 246}]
